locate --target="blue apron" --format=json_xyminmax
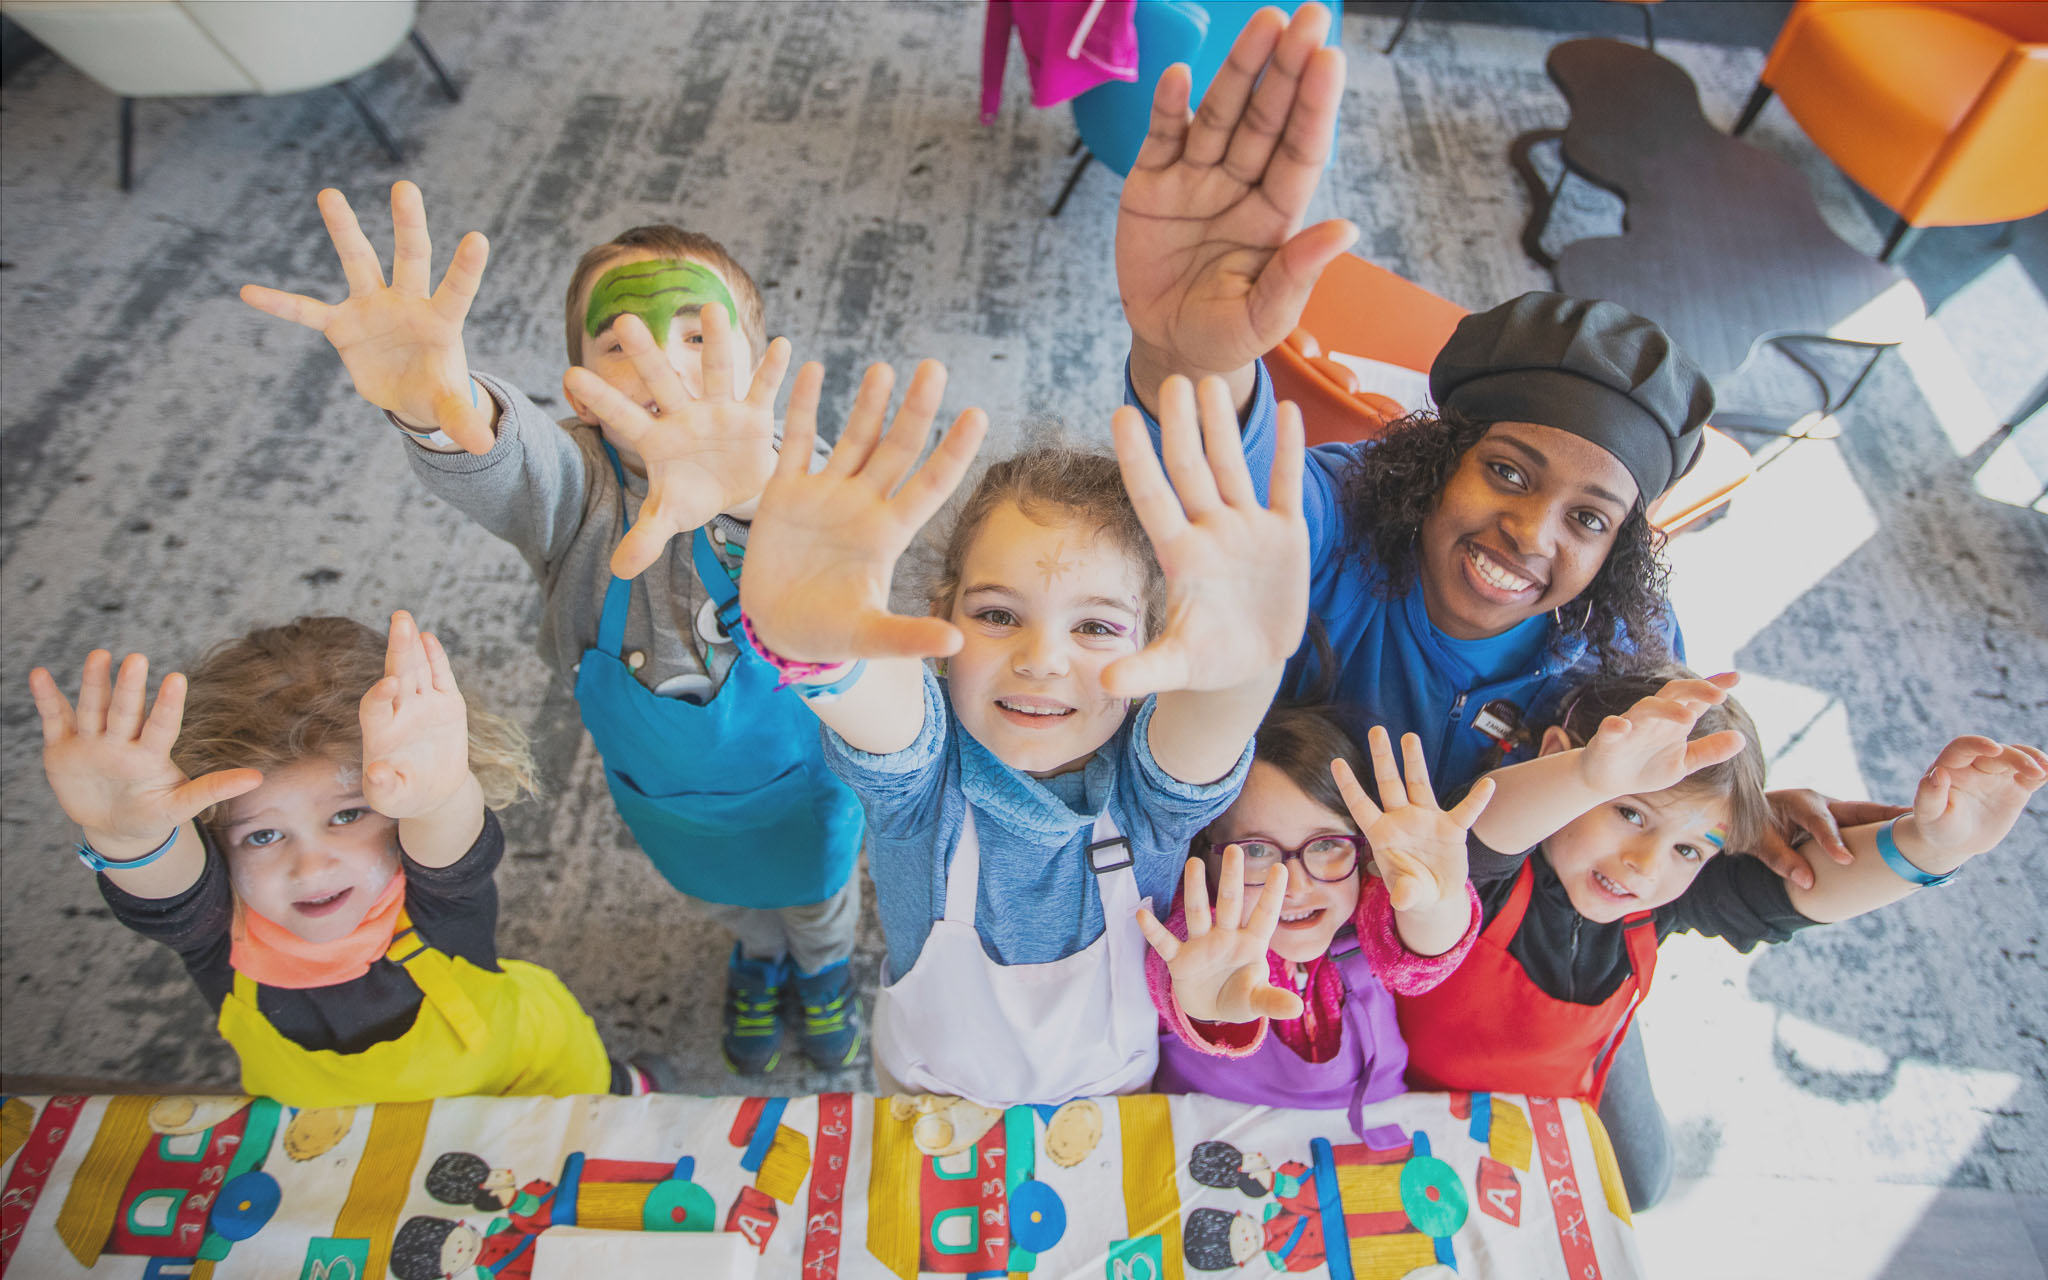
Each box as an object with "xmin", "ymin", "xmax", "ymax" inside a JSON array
[{"xmin": 573, "ymin": 443, "xmax": 863, "ymax": 908}]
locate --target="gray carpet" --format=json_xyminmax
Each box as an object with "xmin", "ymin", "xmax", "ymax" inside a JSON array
[{"xmin": 3, "ymin": 0, "xmax": 2043, "ymax": 1197}]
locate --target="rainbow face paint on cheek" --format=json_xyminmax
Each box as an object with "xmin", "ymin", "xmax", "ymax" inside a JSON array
[{"xmin": 584, "ymin": 259, "xmax": 737, "ymax": 349}]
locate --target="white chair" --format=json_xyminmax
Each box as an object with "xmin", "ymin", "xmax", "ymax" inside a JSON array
[{"xmin": 0, "ymin": 0, "xmax": 460, "ymax": 187}]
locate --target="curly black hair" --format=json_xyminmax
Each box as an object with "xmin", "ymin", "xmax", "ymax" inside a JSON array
[{"xmin": 1335, "ymin": 405, "xmax": 1673, "ymax": 673}]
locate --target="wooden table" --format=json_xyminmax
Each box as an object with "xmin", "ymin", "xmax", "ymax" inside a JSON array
[{"xmin": 1511, "ymin": 38, "xmax": 1926, "ymax": 433}]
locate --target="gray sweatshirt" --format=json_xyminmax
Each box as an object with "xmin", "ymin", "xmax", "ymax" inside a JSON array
[{"xmin": 404, "ymin": 372, "xmax": 755, "ymax": 696}]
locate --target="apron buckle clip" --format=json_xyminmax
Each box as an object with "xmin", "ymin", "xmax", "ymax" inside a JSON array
[{"xmin": 1086, "ymin": 836, "xmax": 1133, "ymax": 874}]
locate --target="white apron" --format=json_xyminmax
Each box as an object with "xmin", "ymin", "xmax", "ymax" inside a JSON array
[{"xmin": 872, "ymin": 808, "xmax": 1159, "ymax": 1106}]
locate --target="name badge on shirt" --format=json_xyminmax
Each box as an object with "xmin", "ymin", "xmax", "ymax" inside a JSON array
[{"xmin": 1471, "ymin": 699, "xmax": 1523, "ymax": 748}]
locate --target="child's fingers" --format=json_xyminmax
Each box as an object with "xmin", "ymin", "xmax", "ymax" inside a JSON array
[
  {"xmin": 1367, "ymin": 724, "xmax": 1406, "ymax": 811},
  {"xmin": 1181, "ymin": 5, "xmax": 1284, "ymax": 167},
  {"xmin": 1197, "ymin": 375, "xmax": 1259, "ymax": 508},
  {"xmin": 824, "ymin": 363, "xmax": 897, "ymax": 478},
  {"xmin": 170, "ymin": 768, "xmax": 264, "ymax": 820},
  {"xmin": 316, "ymin": 188, "xmax": 388, "ymax": 297},
  {"xmin": 432, "ymin": 229, "xmax": 490, "ymax": 326},
  {"xmin": 775, "ymin": 362, "xmax": 825, "ymax": 484},
  {"xmin": 890, "ymin": 408, "xmax": 989, "ymax": 529},
  {"xmin": 422, "ymin": 631, "xmax": 459, "ymax": 695},
  {"xmin": 1156, "ymin": 376, "xmax": 1224, "ymax": 521},
  {"xmin": 1330, "ymin": 755, "xmax": 1384, "ymax": 828},
  {"xmin": 1914, "ymin": 765, "xmax": 1953, "ymax": 823},
  {"xmin": 1653, "ymin": 675, "xmax": 1734, "ymax": 714},
  {"xmin": 28, "ymin": 667, "xmax": 78, "ymax": 745},
  {"xmin": 562, "ymin": 366, "xmax": 654, "ymax": 449},
  {"xmin": 1266, "ymin": 400, "xmax": 1306, "ymax": 518},
  {"xmin": 1131, "ymin": 62, "xmax": 1193, "ymax": 174},
  {"xmin": 1111, "ymin": 406, "xmax": 1192, "ymax": 545},
  {"xmin": 1135, "ymin": 907, "xmax": 1181, "ymax": 965},
  {"xmin": 1398, "ymin": 732, "xmax": 1436, "ymax": 807},
  {"xmin": 388, "ymin": 180, "xmax": 433, "ymax": 297},
  {"xmin": 139, "ymin": 672, "xmax": 189, "ymax": 756},
  {"xmin": 75, "ymin": 650, "xmax": 114, "ymax": 736},
  {"xmin": 360, "ymin": 675, "xmax": 402, "ymax": 724},
  {"xmin": 1375, "ymin": 844, "xmax": 1433, "ymax": 911},
  {"xmin": 1680, "ymin": 729, "xmax": 1749, "ymax": 775},
  {"xmin": 746, "ymin": 336, "xmax": 794, "ymax": 412},
  {"xmin": 609, "ymin": 520, "xmax": 673, "ymax": 581},
  {"xmin": 1245, "ymin": 862, "xmax": 1290, "ymax": 940},
  {"xmin": 1446, "ymin": 775, "xmax": 1495, "ymax": 830},
  {"xmin": 1594, "ymin": 713, "xmax": 1634, "ymax": 744},
  {"xmin": 237, "ymin": 283, "xmax": 334, "ymax": 332},
  {"xmin": 1213, "ymin": 842, "xmax": 1246, "ymax": 930},
  {"xmin": 696, "ymin": 302, "xmax": 736, "ymax": 403},
  {"xmin": 431, "ymin": 383, "xmax": 496, "ymax": 456},
  {"xmin": 849, "ymin": 612, "xmax": 965, "ymax": 661},
  {"xmin": 1933, "ymin": 735, "xmax": 2003, "ymax": 771},
  {"xmin": 618, "ymin": 313, "xmax": 692, "ymax": 417},
  {"xmin": 386, "ymin": 611, "xmax": 424, "ymax": 689},
  {"xmin": 1251, "ymin": 982, "xmax": 1306, "ymax": 1022},
  {"xmin": 1183, "ymin": 855, "xmax": 1213, "ymax": 937},
  {"xmin": 862, "ymin": 360, "xmax": 948, "ymax": 495},
  {"xmin": 2011, "ymin": 743, "xmax": 2048, "ymax": 782},
  {"xmin": 1099, "ymin": 637, "xmax": 1191, "ymax": 701},
  {"xmin": 108, "ymin": 653, "xmax": 151, "ymax": 740}
]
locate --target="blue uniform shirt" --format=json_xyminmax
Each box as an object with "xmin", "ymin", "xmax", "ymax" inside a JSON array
[
  {"xmin": 822, "ymin": 665, "xmax": 1252, "ymax": 981},
  {"xmin": 1127, "ymin": 359, "xmax": 1682, "ymax": 792}
]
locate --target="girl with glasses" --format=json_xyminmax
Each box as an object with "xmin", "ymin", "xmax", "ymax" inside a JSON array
[{"xmin": 1139, "ymin": 704, "xmax": 1492, "ymax": 1133}]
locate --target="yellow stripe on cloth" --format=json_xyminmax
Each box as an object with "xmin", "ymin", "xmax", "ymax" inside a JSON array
[
  {"xmin": 54, "ymin": 1094, "xmax": 158, "ymax": 1266},
  {"xmin": 1489, "ymin": 1097, "xmax": 1533, "ymax": 1171},
  {"xmin": 865, "ymin": 1098, "xmax": 919, "ymax": 1280},
  {"xmin": 333, "ymin": 1100, "xmax": 430, "ymax": 1280},
  {"xmin": 756, "ymin": 1125, "xmax": 812, "ymax": 1205},
  {"xmin": 1579, "ymin": 1099, "xmax": 1632, "ymax": 1225},
  {"xmin": 1352, "ymin": 1232, "xmax": 1439, "ymax": 1280},
  {"xmin": 1117, "ymin": 1094, "xmax": 1183, "ymax": 1280}
]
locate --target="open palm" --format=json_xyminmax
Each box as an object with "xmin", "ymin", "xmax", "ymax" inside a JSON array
[
  {"xmin": 1137, "ymin": 847, "xmax": 1304, "ymax": 1024},
  {"xmin": 1911, "ymin": 737, "xmax": 2048, "ymax": 858},
  {"xmin": 562, "ymin": 305, "xmax": 789, "ymax": 579},
  {"xmin": 360, "ymin": 612, "xmax": 472, "ymax": 820},
  {"xmin": 1115, "ymin": 4, "xmax": 1355, "ymax": 399},
  {"xmin": 1335, "ymin": 727, "xmax": 1492, "ymax": 914},
  {"xmin": 240, "ymin": 181, "xmax": 493, "ymax": 450},
  {"xmin": 1579, "ymin": 672, "xmax": 1748, "ymax": 798}
]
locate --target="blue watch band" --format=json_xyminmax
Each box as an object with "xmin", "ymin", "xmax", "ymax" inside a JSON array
[
  {"xmin": 76, "ymin": 824, "xmax": 179, "ymax": 873},
  {"xmin": 1874, "ymin": 817, "xmax": 1957, "ymax": 888},
  {"xmin": 795, "ymin": 659, "xmax": 868, "ymax": 703}
]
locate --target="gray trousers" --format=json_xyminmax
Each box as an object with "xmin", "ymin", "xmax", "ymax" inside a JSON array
[
  {"xmin": 1596, "ymin": 1021, "xmax": 1673, "ymax": 1212},
  {"xmin": 695, "ymin": 873, "xmax": 861, "ymax": 974}
]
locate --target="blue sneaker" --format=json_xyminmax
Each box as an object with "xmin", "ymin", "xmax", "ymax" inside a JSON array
[
  {"xmin": 791, "ymin": 958, "xmax": 863, "ymax": 1069},
  {"xmin": 722, "ymin": 947, "xmax": 788, "ymax": 1075}
]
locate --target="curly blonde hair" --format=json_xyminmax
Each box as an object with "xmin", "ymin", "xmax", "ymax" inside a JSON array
[{"xmin": 173, "ymin": 617, "xmax": 537, "ymax": 827}]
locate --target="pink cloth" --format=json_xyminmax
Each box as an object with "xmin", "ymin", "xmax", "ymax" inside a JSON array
[
  {"xmin": 1145, "ymin": 876, "xmax": 1483, "ymax": 1059},
  {"xmin": 980, "ymin": 0, "xmax": 1139, "ymax": 124}
]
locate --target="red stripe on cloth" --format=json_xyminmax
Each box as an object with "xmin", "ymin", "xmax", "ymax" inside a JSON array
[
  {"xmin": 1531, "ymin": 1097, "xmax": 1602, "ymax": 1280},
  {"xmin": 802, "ymin": 1093, "xmax": 853, "ymax": 1280}
]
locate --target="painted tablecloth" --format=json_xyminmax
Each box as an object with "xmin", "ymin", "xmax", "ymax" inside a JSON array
[{"xmin": 0, "ymin": 1088, "xmax": 1642, "ymax": 1279}]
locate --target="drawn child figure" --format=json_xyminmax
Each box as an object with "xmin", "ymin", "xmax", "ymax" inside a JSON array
[
  {"xmin": 1398, "ymin": 668, "xmax": 2047, "ymax": 1210},
  {"xmin": 28, "ymin": 612, "xmax": 653, "ymax": 1107},
  {"xmin": 727, "ymin": 364, "xmax": 1309, "ymax": 1105},
  {"xmin": 389, "ymin": 1215, "xmax": 493, "ymax": 1280},
  {"xmin": 424, "ymin": 1152, "xmax": 555, "ymax": 1234},
  {"xmin": 1141, "ymin": 706, "xmax": 1490, "ymax": 1133},
  {"xmin": 241, "ymin": 185, "xmax": 865, "ymax": 1074}
]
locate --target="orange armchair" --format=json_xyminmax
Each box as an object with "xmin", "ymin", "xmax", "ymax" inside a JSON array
[
  {"xmin": 1266, "ymin": 253, "xmax": 1753, "ymax": 535},
  {"xmin": 1732, "ymin": 0, "xmax": 2048, "ymax": 261}
]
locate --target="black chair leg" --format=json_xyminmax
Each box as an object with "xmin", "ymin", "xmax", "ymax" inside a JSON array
[
  {"xmin": 410, "ymin": 30, "xmax": 461, "ymax": 102},
  {"xmin": 1383, "ymin": 0, "xmax": 1425, "ymax": 54},
  {"xmin": 118, "ymin": 97, "xmax": 135, "ymax": 191},
  {"xmin": 1638, "ymin": 2, "xmax": 1656, "ymax": 50},
  {"xmin": 1732, "ymin": 82, "xmax": 1773, "ymax": 136},
  {"xmin": 338, "ymin": 80, "xmax": 404, "ymax": 162},
  {"xmin": 1068, "ymin": 135, "xmax": 1085, "ymax": 157},
  {"xmin": 1049, "ymin": 150, "xmax": 1093, "ymax": 217},
  {"xmin": 1879, "ymin": 217, "xmax": 1923, "ymax": 264}
]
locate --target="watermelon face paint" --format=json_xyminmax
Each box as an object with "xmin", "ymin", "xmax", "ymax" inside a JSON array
[{"xmin": 584, "ymin": 259, "xmax": 736, "ymax": 350}]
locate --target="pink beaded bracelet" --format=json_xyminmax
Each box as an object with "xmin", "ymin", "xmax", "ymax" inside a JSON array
[{"xmin": 737, "ymin": 611, "xmax": 853, "ymax": 689}]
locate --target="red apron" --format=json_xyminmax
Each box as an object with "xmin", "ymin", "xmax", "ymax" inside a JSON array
[{"xmin": 1394, "ymin": 859, "xmax": 1657, "ymax": 1103}]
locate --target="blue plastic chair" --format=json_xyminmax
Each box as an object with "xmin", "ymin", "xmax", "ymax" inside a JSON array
[{"xmin": 1053, "ymin": 0, "xmax": 1344, "ymax": 215}]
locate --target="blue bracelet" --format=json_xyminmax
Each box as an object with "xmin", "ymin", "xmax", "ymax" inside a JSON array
[
  {"xmin": 796, "ymin": 659, "xmax": 868, "ymax": 704},
  {"xmin": 76, "ymin": 824, "xmax": 179, "ymax": 874},
  {"xmin": 1874, "ymin": 817, "xmax": 1958, "ymax": 889}
]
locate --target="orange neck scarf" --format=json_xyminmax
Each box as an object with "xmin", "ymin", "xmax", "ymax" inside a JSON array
[{"xmin": 230, "ymin": 872, "xmax": 407, "ymax": 990}]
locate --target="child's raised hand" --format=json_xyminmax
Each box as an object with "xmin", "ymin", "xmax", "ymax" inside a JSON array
[
  {"xmin": 1137, "ymin": 847, "xmax": 1306, "ymax": 1024},
  {"xmin": 562, "ymin": 305, "xmax": 790, "ymax": 579},
  {"xmin": 1901, "ymin": 737, "xmax": 2047, "ymax": 861},
  {"xmin": 739, "ymin": 359, "xmax": 988, "ymax": 663},
  {"xmin": 1101, "ymin": 375, "xmax": 1309, "ymax": 698},
  {"xmin": 29, "ymin": 652, "xmax": 261, "ymax": 858},
  {"xmin": 1334, "ymin": 728, "xmax": 1492, "ymax": 913},
  {"xmin": 1578, "ymin": 672, "xmax": 1748, "ymax": 799},
  {"xmin": 359, "ymin": 612, "xmax": 472, "ymax": 820},
  {"xmin": 240, "ymin": 182, "xmax": 494, "ymax": 452}
]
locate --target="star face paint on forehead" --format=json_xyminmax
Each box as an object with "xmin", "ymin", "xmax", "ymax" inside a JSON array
[{"xmin": 584, "ymin": 259, "xmax": 737, "ymax": 346}]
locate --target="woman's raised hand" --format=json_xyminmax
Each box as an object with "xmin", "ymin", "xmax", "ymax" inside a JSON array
[
  {"xmin": 1102, "ymin": 374, "xmax": 1309, "ymax": 699},
  {"xmin": 739, "ymin": 359, "xmax": 987, "ymax": 664},
  {"xmin": 1137, "ymin": 846, "xmax": 1306, "ymax": 1024},
  {"xmin": 240, "ymin": 181, "xmax": 495, "ymax": 452},
  {"xmin": 1334, "ymin": 727, "xmax": 1493, "ymax": 914},
  {"xmin": 29, "ymin": 652, "xmax": 261, "ymax": 859},
  {"xmin": 562, "ymin": 305, "xmax": 790, "ymax": 579},
  {"xmin": 1578, "ymin": 671, "xmax": 1748, "ymax": 799},
  {"xmin": 359, "ymin": 611, "xmax": 473, "ymax": 820}
]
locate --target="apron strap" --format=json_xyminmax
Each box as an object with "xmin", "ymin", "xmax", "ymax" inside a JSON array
[
  {"xmin": 1589, "ymin": 912, "xmax": 1660, "ymax": 1101},
  {"xmin": 1085, "ymin": 809, "xmax": 1141, "ymax": 920},
  {"xmin": 384, "ymin": 911, "xmax": 493, "ymax": 1052},
  {"xmin": 941, "ymin": 808, "xmax": 983, "ymax": 925},
  {"xmin": 1483, "ymin": 857, "xmax": 1539, "ymax": 944},
  {"xmin": 596, "ymin": 442, "xmax": 635, "ymax": 658}
]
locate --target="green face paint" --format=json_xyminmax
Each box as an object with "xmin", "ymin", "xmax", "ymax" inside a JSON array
[{"xmin": 584, "ymin": 259, "xmax": 737, "ymax": 348}]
